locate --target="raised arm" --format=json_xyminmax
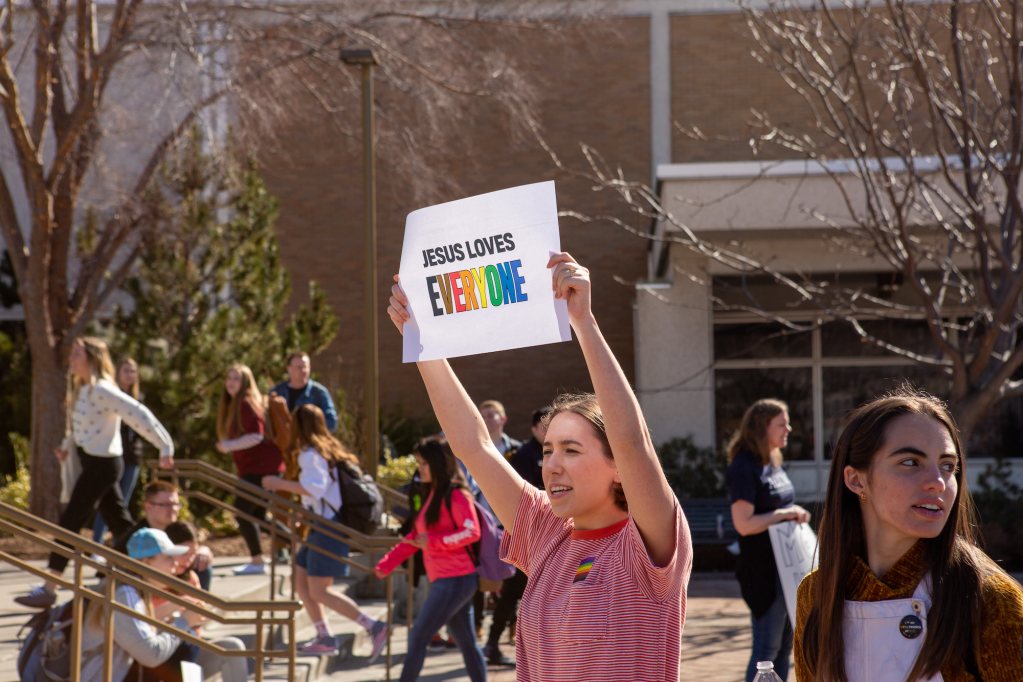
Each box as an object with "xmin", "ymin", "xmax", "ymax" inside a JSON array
[
  {"xmin": 388, "ymin": 277, "xmax": 526, "ymax": 531},
  {"xmin": 549, "ymin": 253, "xmax": 677, "ymax": 567},
  {"xmin": 96, "ymin": 382, "xmax": 175, "ymax": 460}
]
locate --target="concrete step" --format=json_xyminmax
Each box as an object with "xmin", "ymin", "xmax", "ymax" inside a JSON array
[
  {"xmin": 0, "ymin": 555, "xmax": 412, "ymax": 682},
  {"xmin": 202, "ymin": 558, "xmax": 408, "ymax": 682}
]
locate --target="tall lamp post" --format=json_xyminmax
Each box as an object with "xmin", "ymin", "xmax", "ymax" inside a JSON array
[{"xmin": 340, "ymin": 46, "xmax": 381, "ymax": 479}]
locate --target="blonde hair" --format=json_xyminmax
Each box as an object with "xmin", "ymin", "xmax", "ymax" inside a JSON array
[
  {"xmin": 116, "ymin": 358, "xmax": 140, "ymax": 400},
  {"xmin": 479, "ymin": 400, "xmax": 506, "ymax": 418},
  {"xmin": 71, "ymin": 337, "xmax": 115, "ymax": 394},
  {"xmin": 216, "ymin": 364, "xmax": 265, "ymax": 440},
  {"xmin": 726, "ymin": 398, "xmax": 788, "ymax": 466},
  {"xmin": 544, "ymin": 393, "xmax": 628, "ymax": 512},
  {"xmin": 290, "ymin": 404, "xmax": 360, "ymax": 469},
  {"xmin": 86, "ymin": 570, "xmax": 155, "ymax": 630}
]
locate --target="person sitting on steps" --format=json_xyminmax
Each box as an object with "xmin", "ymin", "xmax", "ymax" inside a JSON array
[{"xmin": 113, "ymin": 481, "xmax": 214, "ymax": 590}]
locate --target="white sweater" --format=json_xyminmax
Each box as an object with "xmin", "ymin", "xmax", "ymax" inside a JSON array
[
  {"xmin": 298, "ymin": 447, "xmax": 342, "ymax": 518},
  {"xmin": 64, "ymin": 379, "xmax": 174, "ymax": 458}
]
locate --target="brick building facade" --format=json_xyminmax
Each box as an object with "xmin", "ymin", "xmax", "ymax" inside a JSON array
[
  {"xmin": 261, "ymin": 2, "xmax": 1023, "ymax": 497},
  {"xmin": 261, "ymin": 16, "xmax": 658, "ymax": 441},
  {"xmin": 258, "ymin": 2, "xmax": 825, "ymax": 444}
]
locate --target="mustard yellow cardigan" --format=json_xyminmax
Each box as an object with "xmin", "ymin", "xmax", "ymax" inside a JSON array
[{"xmin": 793, "ymin": 541, "xmax": 1023, "ymax": 682}]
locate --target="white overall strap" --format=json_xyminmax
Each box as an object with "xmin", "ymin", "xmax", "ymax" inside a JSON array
[{"xmin": 842, "ymin": 572, "xmax": 943, "ymax": 682}]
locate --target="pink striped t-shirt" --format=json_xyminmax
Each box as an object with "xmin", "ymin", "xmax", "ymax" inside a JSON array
[{"xmin": 500, "ymin": 483, "xmax": 693, "ymax": 682}]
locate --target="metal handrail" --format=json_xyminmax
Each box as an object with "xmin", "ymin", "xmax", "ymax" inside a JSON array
[
  {"xmin": 149, "ymin": 458, "xmax": 417, "ymax": 682},
  {"xmin": 0, "ymin": 501, "xmax": 302, "ymax": 682}
]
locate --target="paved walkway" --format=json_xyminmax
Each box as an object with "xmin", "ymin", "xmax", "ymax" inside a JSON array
[
  {"xmin": 325, "ymin": 575, "xmax": 751, "ymax": 682},
  {"xmin": 0, "ymin": 559, "xmax": 751, "ymax": 682},
  {"xmin": 4, "ymin": 557, "xmax": 1013, "ymax": 682}
]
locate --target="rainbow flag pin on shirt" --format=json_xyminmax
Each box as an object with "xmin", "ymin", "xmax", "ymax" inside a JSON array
[{"xmin": 574, "ymin": 557, "xmax": 596, "ymax": 583}]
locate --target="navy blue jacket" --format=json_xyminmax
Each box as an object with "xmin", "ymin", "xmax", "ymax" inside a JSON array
[{"xmin": 271, "ymin": 379, "xmax": 338, "ymax": 432}]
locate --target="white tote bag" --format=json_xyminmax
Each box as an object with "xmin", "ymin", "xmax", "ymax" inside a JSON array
[{"xmin": 59, "ymin": 438, "xmax": 81, "ymax": 505}]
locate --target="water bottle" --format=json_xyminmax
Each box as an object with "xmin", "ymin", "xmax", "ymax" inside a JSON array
[{"xmin": 752, "ymin": 661, "xmax": 784, "ymax": 682}]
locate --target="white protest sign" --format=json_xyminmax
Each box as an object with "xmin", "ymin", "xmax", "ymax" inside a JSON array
[
  {"xmin": 768, "ymin": 520, "xmax": 819, "ymax": 625},
  {"xmin": 399, "ymin": 181, "xmax": 571, "ymax": 362}
]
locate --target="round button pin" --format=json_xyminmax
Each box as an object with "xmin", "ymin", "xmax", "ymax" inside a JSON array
[{"xmin": 899, "ymin": 614, "xmax": 923, "ymax": 639}]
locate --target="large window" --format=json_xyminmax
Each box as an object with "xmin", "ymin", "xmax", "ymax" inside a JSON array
[
  {"xmin": 821, "ymin": 364, "xmax": 948, "ymax": 458},
  {"xmin": 714, "ymin": 316, "xmax": 1023, "ymax": 459},
  {"xmin": 715, "ymin": 367, "xmax": 814, "ymax": 460}
]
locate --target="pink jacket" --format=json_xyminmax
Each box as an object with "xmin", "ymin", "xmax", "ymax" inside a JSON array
[{"xmin": 375, "ymin": 488, "xmax": 480, "ymax": 581}]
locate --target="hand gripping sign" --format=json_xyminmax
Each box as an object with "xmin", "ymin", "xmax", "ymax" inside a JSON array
[
  {"xmin": 399, "ymin": 181, "xmax": 572, "ymax": 362},
  {"xmin": 768, "ymin": 520, "xmax": 820, "ymax": 625}
]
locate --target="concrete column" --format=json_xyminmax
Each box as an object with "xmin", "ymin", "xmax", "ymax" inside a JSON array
[
  {"xmin": 649, "ymin": 6, "xmax": 672, "ymax": 186},
  {"xmin": 635, "ymin": 245, "xmax": 715, "ymax": 447}
]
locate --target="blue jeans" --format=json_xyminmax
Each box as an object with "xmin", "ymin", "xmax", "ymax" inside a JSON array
[
  {"xmin": 746, "ymin": 577, "xmax": 792, "ymax": 682},
  {"xmin": 400, "ymin": 573, "xmax": 486, "ymax": 682},
  {"xmin": 92, "ymin": 463, "xmax": 140, "ymax": 545}
]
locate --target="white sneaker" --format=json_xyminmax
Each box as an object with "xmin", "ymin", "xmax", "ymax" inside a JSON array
[
  {"xmin": 232, "ymin": 563, "xmax": 268, "ymax": 575},
  {"xmin": 90, "ymin": 554, "xmax": 107, "ymax": 565}
]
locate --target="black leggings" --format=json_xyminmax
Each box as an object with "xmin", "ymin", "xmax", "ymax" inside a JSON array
[
  {"xmin": 486, "ymin": 568, "xmax": 528, "ymax": 648},
  {"xmin": 49, "ymin": 452, "xmax": 135, "ymax": 573},
  {"xmin": 235, "ymin": 473, "xmax": 270, "ymax": 557}
]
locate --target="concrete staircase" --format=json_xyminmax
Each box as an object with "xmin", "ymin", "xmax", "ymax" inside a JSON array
[{"xmin": 0, "ymin": 555, "xmax": 409, "ymax": 682}]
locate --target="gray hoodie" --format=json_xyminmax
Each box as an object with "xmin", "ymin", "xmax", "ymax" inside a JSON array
[{"xmin": 79, "ymin": 582, "xmax": 191, "ymax": 682}]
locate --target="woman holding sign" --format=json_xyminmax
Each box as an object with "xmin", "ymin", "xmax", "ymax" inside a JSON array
[
  {"xmin": 793, "ymin": 388, "xmax": 1023, "ymax": 682},
  {"xmin": 726, "ymin": 399, "xmax": 812, "ymax": 682},
  {"xmin": 386, "ymin": 253, "xmax": 692, "ymax": 682}
]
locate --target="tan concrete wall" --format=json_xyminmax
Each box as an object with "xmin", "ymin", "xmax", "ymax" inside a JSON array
[{"xmin": 635, "ymin": 246, "xmax": 715, "ymax": 447}]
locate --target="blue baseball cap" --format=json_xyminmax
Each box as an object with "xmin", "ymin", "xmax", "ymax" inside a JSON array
[{"xmin": 127, "ymin": 528, "xmax": 190, "ymax": 560}]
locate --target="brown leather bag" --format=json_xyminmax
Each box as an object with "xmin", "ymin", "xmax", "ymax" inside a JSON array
[{"xmin": 267, "ymin": 393, "xmax": 293, "ymax": 468}]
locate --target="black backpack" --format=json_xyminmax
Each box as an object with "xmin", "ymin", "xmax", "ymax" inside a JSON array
[
  {"xmin": 18, "ymin": 601, "xmax": 80, "ymax": 682},
  {"xmin": 328, "ymin": 460, "xmax": 384, "ymax": 534}
]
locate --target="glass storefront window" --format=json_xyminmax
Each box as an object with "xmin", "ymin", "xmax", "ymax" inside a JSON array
[
  {"xmin": 967, "ymin": 396, "xmax": 1023, "ymax": 458},
  {"xmin": 714, "ymin": 322, "xmax": 812, "ymax": 360},
  {"xmin": 821, "ymin": 319, "xmax": 936, "ymax": 357},
  {"xmin": 715, "ymin": 313, "xmax": 1022, "ymax": 462},
  {"xmin": 822, "ymin": 365, "xmax": 950, "ymax": 458},
  {"xmin": 715, "ymin": 367, "xmax": 814, "ymax": 461}
]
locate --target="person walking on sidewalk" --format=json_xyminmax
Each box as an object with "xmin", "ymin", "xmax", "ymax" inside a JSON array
[
  {"xmin": 726, "ymin": 398, "xmax": 812, "ymax": 682},
  {"xmin": 262, "ymin": 404, "xmax": 390, "ymax": 661},
  {"xmin": 385, "ymin": 253, "xmax": 692, "ymax": 681},
  {"xmin": 271, "ymin": 351, "xmax": 338, "ymax": 432},
  {"xmin": 479, "ymin": 400, "xmax": 521, "ymax": 461},
  {"xmin": 216, "ymin": 363, "xmax": 285, "ymax": 575},
  {"xmin": 508, "ymin": 406, "xmax": 550, "ymax": 491},
  {"xmin": 374, "ymin": 437, "xmax": 488, "ymax": 682},
  {"xmin": 92, "ymin": 357, "xmax": 145, "ymax": 549},
  {"xmin": 16, "ymin": 337, "xmax": 175, "ymax": 609}
]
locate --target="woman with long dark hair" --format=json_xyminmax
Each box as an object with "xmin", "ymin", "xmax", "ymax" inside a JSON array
[
  {"xmin": 727, "ymin": 398, "xmax": 812, "ymax": 681},
  {"xmin": 794, "ymin": 387, "xmax": 1023, "ymax": 682},
  {"xmin": 375, "ymin": 437, "xmax": 487, "ymax": 682},
  {"xmin": 16, "ymin": 337, "xmax": 175, "ymax": 609},
  {"xmin": 384, "ymin": 252, "xmax": 691, "ymax": 681},
  {"xmin": 215, "ymin": 363, "xmax": 284, "ymax": 575}
]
